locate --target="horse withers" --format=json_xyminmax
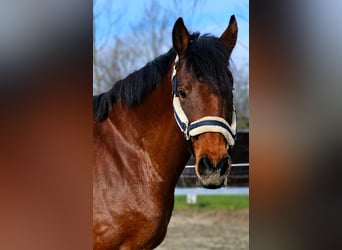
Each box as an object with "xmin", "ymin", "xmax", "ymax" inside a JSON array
[{"xmin": 93, "ymin": 15, "xmax": 238, "ymax": 250}]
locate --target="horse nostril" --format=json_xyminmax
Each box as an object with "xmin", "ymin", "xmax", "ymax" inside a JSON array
[
  {"xmin": 198, "ymin": 156, "xmax": 213, "ymax": 176},
  {"xmin": 217, "ymin": 157, "xmax": 229, "ymax": 176},
  {"xmin": 198, "ymin": 156, "xmax": 229, "ymax": 177}
]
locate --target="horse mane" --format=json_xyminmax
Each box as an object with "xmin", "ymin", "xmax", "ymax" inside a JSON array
[
  {"xmin": 93, "ymin": 32, "xmax": 234, "ymax": 122},
  {"xmin": 185, "ymin": 33, "xmax": 234, "ymax": 100},
  {"xmin": 93, "ymin": 48, "xmax": 177, "ymax": 121}
]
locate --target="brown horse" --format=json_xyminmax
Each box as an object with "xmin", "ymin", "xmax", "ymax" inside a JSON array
[{"xmin": 93, "ymin": 15, "xmax": 238, "ymax": 250}]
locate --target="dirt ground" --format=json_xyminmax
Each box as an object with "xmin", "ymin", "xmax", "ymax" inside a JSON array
[{"xmin": 156, "ymin": 209, "xmax": 249, "ymax": 250}]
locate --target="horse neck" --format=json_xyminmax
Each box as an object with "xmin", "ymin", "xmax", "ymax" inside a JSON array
[{"xmin": 109, "ymin": 72, "xmax": 191, "ymax": 190}]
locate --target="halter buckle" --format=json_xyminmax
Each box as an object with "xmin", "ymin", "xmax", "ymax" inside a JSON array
[{"xmin": 184, "ymin": 123, "xmax": 190, "ymax": 140}]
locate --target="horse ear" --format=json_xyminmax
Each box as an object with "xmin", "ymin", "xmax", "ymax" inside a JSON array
[
  {"xmin": 220, "ymin": 15, "xmax": 238, "ymax": 54},
  {"xmin": 172, "ymin": 17, "xmax": 190, "ymax": 57}
]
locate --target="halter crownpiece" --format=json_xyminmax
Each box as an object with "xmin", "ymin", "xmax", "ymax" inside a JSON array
[{"xmin": 171, "ymin": 56, "xmax": 237, "ymax": 147}]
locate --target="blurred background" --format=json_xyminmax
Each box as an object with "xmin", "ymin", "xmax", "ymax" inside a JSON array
[{"xmin": 2, "ymin": 0, "xmax": 341, "ymax": 249}]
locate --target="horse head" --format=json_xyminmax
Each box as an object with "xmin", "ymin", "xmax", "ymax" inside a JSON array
[{"xmin": 172, "ymin": 15, "xmax": 238, "ymax": 188}]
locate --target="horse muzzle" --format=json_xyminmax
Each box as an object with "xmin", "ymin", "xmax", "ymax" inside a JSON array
[{"xmin": 197, "ymin": 155, "xmax": 231, "ymax": 189}]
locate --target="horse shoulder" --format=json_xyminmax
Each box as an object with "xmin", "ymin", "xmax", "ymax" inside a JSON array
[{"xmin": 93, "ymin": 120, "xmax": 175, "ymax": 249}]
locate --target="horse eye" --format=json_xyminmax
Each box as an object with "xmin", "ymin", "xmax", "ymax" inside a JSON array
[{"xmin": 178, "ymin": 89, "xmax": 187, "ymax": 99}]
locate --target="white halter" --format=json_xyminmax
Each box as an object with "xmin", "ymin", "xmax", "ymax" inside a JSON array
[{"xmin": 171, "ymin": 55, "xmax": 237, "ymax": 147}]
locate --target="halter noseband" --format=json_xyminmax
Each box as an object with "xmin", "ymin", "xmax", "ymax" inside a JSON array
[{"xmin": 171, "ymin": 55, "xmax": 237, "ymax": 147}]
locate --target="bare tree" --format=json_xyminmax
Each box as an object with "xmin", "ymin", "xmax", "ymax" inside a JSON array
[
  {"xmin": 229, "ymin": 54, "xmax": 249, "ymax": 129},
  {"xmin": 130, "ymin": 1, "xmax": 171, "ymax": 61},
  {"xmin": 93, "ymin": 0, "xmax": 125, "ymax": 94},
  {"xmin": 93, "ymin": 0, "xmax": 203, "ymax": 95}
]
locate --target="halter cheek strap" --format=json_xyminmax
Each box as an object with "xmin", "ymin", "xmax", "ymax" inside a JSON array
[{"xmin": 171, "ymin": 55, "xmax": 237, "ymax": 147}]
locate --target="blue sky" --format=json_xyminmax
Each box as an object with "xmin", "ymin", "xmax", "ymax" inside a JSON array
[{"xmin": 94, "ymin": 0, "xmax": 248, "ymax": 67}]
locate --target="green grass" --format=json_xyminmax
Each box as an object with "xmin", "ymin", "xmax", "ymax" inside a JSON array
[{"xmin": 174, "ymin": 194, "xmax": 249, "ymax": 211}]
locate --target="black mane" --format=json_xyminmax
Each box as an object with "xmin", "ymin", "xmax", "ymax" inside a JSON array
[
  {"xmin": 185, "ymin": 34, "xmax": 234, "ymax": 101},
  {"xmin": 93, "ymin": 33, "xmax": 234, "ymax": 122},
  {"xmin": 93, "ymin": 48, "xmax": 177, "ymax": 121}
]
